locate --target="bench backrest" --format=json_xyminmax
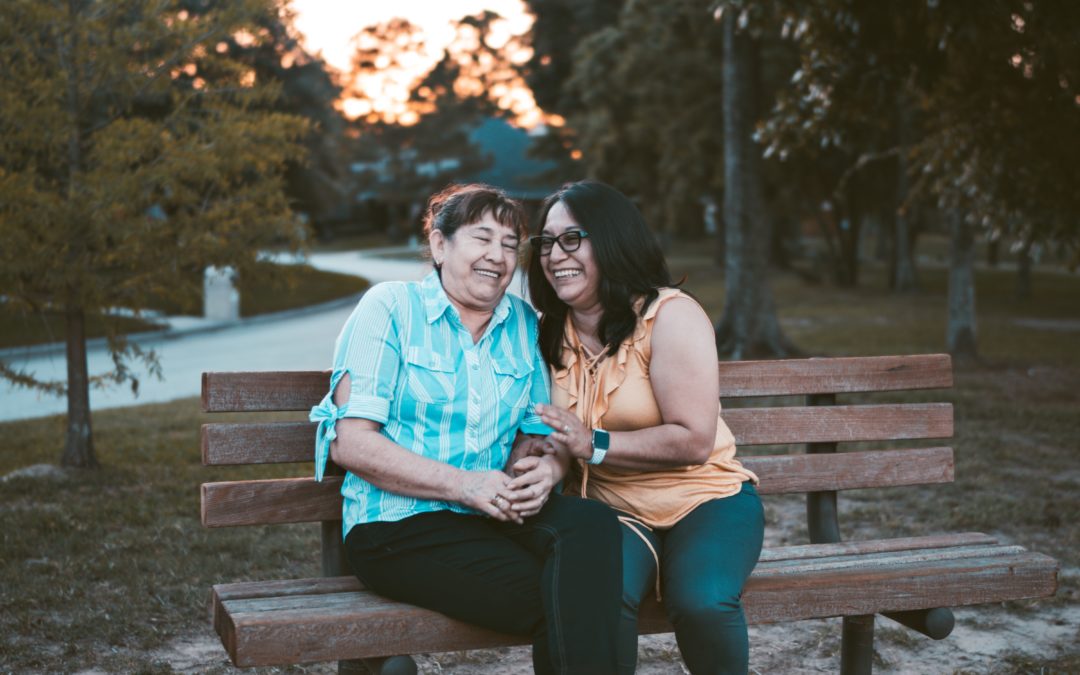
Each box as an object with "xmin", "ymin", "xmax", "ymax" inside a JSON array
[{"xmin": 200, "ymin": 354, "xmax": 953, "ymax": 529}]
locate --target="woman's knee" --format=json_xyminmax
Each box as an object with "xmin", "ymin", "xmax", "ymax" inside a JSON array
[{"xmin": 667, "ymin": 589, "xmax": 745, "ymax": 630}]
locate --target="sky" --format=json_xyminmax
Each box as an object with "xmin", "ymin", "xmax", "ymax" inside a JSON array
[{"xmin": 288, "ymin": 0, "xmax": 538, "ymax": 124}]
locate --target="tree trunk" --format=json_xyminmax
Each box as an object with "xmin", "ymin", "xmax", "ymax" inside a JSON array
[
  {"xmin": 58, "ymin": 8, "xmax": 97, "ymax": 468},
  {"xmin": 714, "ymin": 11, "xmax": 795, "ymax": 360},
  {"xmin": 892, "ymin": 94, "xmax": 919, "ymax": 292},
  {"xmin": 946, "ymin": 212, "xmax": 978, "ymax": 363},
  {"xmin": 1015, "ymin": 235, "xmax": 1033, "ymax": 301},
  {"xmin": 61, "ymin": 305, "xmax": 98, "ymax": 468}
]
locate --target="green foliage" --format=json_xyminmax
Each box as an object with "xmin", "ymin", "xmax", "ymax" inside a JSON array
[
  {"xmin": 757, "ymin": 0, "xmax": 1080, "ymax": 263},
  {"xmin": 565, "ymin": 0, "xmax": 727, "ymax": 237},
  {"xmin": 0, "ymin": 0, "xmax": 310, "ymax": 395}
]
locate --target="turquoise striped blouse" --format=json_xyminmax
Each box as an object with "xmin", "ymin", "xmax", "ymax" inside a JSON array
[{"xmin": 310, "ymin": 271, "xmax": 551, "ymax": 536}]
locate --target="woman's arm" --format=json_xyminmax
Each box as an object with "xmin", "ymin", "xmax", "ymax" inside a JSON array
[
  {"xmin": 538, "ymin": 296, "xmax": 720, "ymax": 470},
  {"xmin": 330, "ymin": 375, "xmax": 524, "ymax": 523}
]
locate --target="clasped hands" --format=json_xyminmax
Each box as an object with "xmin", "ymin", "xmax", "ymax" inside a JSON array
[
  {"xmin": 456, "ymin": 403, "xmax": 592, "ymax": 524},
  {"xmin": 457, "ymin": 436, "xmax": 559, "ymax": 524}
]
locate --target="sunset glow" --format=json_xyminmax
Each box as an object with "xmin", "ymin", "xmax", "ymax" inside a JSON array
[{"xmin": 288, "ymin": 0, "xmax": 544, "ymax": 126}]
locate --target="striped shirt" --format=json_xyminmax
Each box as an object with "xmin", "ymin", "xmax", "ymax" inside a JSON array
[{"xmin": 311, "ymin": 271, "xmax": 551, "ymax": 534}]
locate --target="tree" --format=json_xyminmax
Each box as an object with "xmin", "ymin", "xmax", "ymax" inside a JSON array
[
  {"xmin": 0, "ymin": 0, "xmax": 309, "ymax": 467},
  {"xmin": 518, "ymin": 0, "xmax": 625, "ymax": 176},
  {"xmin": 220, "ymin": 4, "xmax": 351, "ymax": 235},
  {"xmin": 713, "ymin": 5, "xmax": 797, "ymax": 358},
  {"xmin": 346, "ymin": 12, "xmax": 552, "ymax": 236},
  {"xmin": 759, "ymin": 0, "xmax": 1080, "ymax": 359},
  {"xmin": 540, "ymin": 0, "xmax": 796, "ymax": 355}
]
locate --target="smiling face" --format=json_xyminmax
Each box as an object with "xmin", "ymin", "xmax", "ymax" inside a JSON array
[
  {"xmin": 540, "ymin": 200, "xmax": 601, "ymax": 313},
  {"xmin": 430, "ymin": 210, "xmax": 520, "ymax": 314}
]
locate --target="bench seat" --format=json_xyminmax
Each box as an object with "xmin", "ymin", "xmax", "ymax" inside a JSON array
[{"xmin": 211, "ymin": 533, "xmax": 1058, "ymax": 667}]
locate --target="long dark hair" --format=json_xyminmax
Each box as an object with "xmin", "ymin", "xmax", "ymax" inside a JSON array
[{"xmin": 527, "ymin": 180, "xmax": 677, "ymax": 367}]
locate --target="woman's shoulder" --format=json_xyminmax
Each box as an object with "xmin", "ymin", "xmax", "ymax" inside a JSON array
[
  {"xmin": 642, "ymin": 288, "xmax": 702, "ymax": 322},
  {"xmin": 359, "ymin": 280, "xmax": 415, "ymax": 304}
]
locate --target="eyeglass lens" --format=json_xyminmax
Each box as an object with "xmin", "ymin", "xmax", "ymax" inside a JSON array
[{"xmin": 536, "ymin": 231, "xmax": 585, "ymax": 255}]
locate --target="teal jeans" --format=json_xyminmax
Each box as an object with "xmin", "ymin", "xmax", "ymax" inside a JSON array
[{"xmin": 619, "ymin": 482, "xmax": 765, "ymax": 674}]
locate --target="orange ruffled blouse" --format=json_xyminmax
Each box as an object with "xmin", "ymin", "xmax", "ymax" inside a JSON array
[{"xmin": 553, "ymin": 289, "xmax": 758, "ymax": 529}]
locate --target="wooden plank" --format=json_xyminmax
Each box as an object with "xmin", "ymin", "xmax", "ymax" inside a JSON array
[
  {"xmin": 757, "ymin": 532, "xmax": 995, "ymax": 563},
  {"xmin": 745, "ymin": 447, "xmax": 954, "ymax": 495},
  {"xmin": 202, "ymin": 371, "xmax": 330, "ymax": 413},
  {"xmin": 214, "ymin": 545, "xmax": 1057, "ymax": 666},
  {"xmin": 199, "ymin": 355, "xmax": 953, "ymax": 414},
  {"xmin": 202, "ymin": 421, "xmax": 313, "ymax": 466},
  {"xmin": 201, "ymin": 404, "xmax": 953, "ymax": 466},
  {"xmin": 200, "ymin": 447, "xmax": 953, "ymax": 527},
  {"xmin": 725, "ymin": 403, "xmax": 953, "ymax": 446},
  {"xmin": 735, "ymin": 550, "xmax": 1058, "ymax": 626},
  {"xmin": 716, "ymin": 354, "xmax": 953, "ymax": 397},
  {"xmin": 214, "ymin": 577, "xmax": 363, "ymax": 602},
  {"xmin": 202, "ymin": 477, "xmax": 342, "ymax": 527}
]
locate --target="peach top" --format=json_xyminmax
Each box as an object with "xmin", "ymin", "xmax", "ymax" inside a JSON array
[{"xmin": 553, "ymin": 289, "xmax": 757, "ymax": 529}]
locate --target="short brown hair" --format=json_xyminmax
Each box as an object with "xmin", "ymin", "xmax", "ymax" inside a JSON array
[{"xmin": 423, "ymin": 184, "xmax": 527, "ymax": 241}]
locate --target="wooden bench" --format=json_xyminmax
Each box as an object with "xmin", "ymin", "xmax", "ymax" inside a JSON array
[{"xmin": 200, "ymin": 354, "xmax": 1059, "ymax": 674}]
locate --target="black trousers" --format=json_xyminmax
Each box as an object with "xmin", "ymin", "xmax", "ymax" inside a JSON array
[{"xmin": 344, "ymin": 493, "xmax": 622, "ymax": 674}]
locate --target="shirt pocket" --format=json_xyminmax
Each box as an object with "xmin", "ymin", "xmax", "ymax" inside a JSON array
[
  {"xmin": 402, "ymin": 347, "xmax": 456, "ymax": 404},
  {"xmin": 492, "ymin": 356, "xmax": 534, "ymax": 412}
]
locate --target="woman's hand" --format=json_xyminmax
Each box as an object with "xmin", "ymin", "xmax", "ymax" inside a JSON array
[
  {"xmin": 456, "ymin": 470, "xmax": 524, "ymax": 524},
  {"xmin": 536, "ymin": 403, "xmax": 593, "ymax": 461},
  {"xmin": 505, "ymin": 455, "xmax": 559, "ymax": 518},
  {"xmin": 504, "ymin": 433, "xmax": 551, "ymax": 474}
]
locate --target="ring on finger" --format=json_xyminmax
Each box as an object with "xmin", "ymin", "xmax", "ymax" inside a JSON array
[
  {"xmin": 490, "ymin": 495, "xmax": 504, "ymax": 507},
  {"xmin": 563, "ymin": 424, "xmax": 570, "ymax": 433}
]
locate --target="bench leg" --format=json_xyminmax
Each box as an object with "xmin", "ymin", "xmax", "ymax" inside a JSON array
[{"xmin": 839, "ymin": 614, "xmax": 875, "ymax": 675}]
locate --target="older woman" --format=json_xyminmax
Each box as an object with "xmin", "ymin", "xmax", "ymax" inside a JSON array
[
  {"xmin": 310, "ymin": 184, "xmax": 621, "ymax": 674},
  {"xmin": 528, "ymin": 181, "xmax": 765, "ymax": 674}
]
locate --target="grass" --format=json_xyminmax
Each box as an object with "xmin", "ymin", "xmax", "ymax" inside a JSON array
[
  {"xmin": 0, "ymin": 262, "xmax": 368, "ymax": 350},
  {"xmin": 1, "ymin": 244, "xmax": 1078, "ymax": 672}
]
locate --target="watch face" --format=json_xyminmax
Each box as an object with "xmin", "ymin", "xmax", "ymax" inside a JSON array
[{"xmin": 592, "ymin": 428, "xmax": 611, "ymax": 450}]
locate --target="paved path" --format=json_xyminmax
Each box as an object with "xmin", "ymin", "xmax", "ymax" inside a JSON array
[{"xmin": 0, "ymin": 249, "xmax": 441, "ymax": 422}]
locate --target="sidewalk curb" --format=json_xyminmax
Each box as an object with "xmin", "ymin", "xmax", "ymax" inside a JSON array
[{"xmin": 0, "ymin": 291, "xmax": 366, "ymax": 362}]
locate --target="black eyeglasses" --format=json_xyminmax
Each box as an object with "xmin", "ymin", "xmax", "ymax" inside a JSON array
[{"xmin": 530, "ymin": 230, "xmax": 590, "ymax": 256}]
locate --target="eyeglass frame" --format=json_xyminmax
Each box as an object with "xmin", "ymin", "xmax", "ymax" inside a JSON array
[{"xmin": 529, "ymin": 230, "xmax": 590, "ymax": 256}]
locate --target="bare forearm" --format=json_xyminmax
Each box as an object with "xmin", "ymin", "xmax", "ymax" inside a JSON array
[
  {"xmin": 331, "ymin": 432, "xmax": 463, "ymax": 502},
  {"xmin": 600, "ymin": 424, "xmax": 711, "ymax": 471}
]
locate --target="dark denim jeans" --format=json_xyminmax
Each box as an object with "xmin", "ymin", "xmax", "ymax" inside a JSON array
[
  {"xmin": 345, "ymin": 493, "xmax": 622, "ymax": 674},
  {"xmin": 620, "ymin": 482, "xmax": 765, "ymax": 674}
]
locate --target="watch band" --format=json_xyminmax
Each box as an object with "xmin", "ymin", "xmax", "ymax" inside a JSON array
[{"xmin": 589, "ymin": 428, "xmax": 610, "ymax": 465}]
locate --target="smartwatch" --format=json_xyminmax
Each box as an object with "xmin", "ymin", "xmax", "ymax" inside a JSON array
[{"xmin": 588, "ymin": 428, "xmax": 610, "ymax": 465}]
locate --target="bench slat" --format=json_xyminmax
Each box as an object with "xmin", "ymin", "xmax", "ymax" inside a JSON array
[
  {"xmin": 202, "ymin": 371, "xmax": 330, "ymax": 413},
  {"xmin": 201, "ymin": 447, "xmax": 954, "ymax": 527},
  {"xmin": 213, "ymin": 541, "xmax": 1056, "ymax": 667},
  {"xmin": 716, "ymin": 353, "xmax": 953, "ymax": 397},
  {"xmin": 200, "ymin": 354, "xmax": 953, "ymax": 413},
  {"xmin": 202, "ymin": 403, "xmax": 953, "ymax": 466},
  {"xmin": 724, "ymin": 403, "xmax": 953, "ymax": 445}
]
